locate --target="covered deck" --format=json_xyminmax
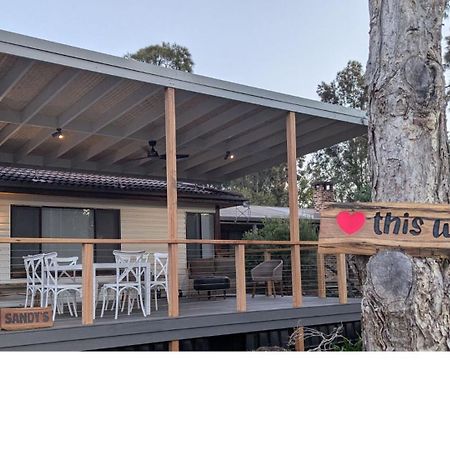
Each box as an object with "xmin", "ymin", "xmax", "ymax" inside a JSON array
[{"xmin": 0, "ymin": 29, "xmax": 367, "ymax": 350}]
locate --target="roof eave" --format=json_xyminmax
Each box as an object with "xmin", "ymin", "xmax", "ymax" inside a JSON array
[
  {"xmin": 0, "ymin": 29, "xmax": 368, "ymax": 126},
  {"xmin": 0, "ymin": 182, "xmax": 244, "ymax": 207}
]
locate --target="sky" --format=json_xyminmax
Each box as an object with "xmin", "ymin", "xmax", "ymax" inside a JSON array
[{"xmin": 1, "ymin": 0, "xmax": 370, "ymax": 100}]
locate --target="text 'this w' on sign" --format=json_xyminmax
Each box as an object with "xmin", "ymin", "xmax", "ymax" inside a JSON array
[{"xmin": 318, "ymin": 201, "xmax": 450, "ymax": 256}]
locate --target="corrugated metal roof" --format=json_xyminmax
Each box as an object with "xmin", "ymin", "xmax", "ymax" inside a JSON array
[{"xmin": 220, "ymin": 204, "xmax": 319, "ymax": 221}]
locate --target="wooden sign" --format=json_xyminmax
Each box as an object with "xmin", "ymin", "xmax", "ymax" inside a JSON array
[
  {"xmin": 319, "ymin": 202, "xmax": 450, "ymax": 256},
  {"xmin": 0, "ymin": 307, "xmax": 53, "ymax": 331}
]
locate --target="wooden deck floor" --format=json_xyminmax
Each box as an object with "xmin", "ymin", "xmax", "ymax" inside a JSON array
[{"xmin": 0, "ymin": 294, "xmax": 362, "ymax": 350}]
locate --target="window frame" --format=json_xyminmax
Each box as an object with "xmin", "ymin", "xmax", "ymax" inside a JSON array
[
  {"xmin": 10, "ymin": 205, "xmax": 121, "ymax": 278},
  {"xmin": 186, "ymin": 211, "xmax": 216, "ymax": 261}
]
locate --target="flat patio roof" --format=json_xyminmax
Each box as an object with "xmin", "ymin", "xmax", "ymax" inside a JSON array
[
  {"xmin": 0, "ymin": 29, "xmax": 367, "ymax": 183},
  {"xmin": 220, "ymin": 205, "xmax": 320, "ymax": 222}
]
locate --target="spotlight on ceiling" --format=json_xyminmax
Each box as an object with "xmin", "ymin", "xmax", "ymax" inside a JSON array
[
  {"xmin": 51, "ymin": 128, "xmax": 64, "ymax": 139},
  {"xmin": 224, "ymin": 151, "xmax": 235, "ymax": 160}
]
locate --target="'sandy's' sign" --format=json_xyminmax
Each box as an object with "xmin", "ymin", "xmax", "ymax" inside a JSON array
[
  {"xmin": 318, "ymin": 202, "xmax": 450, "ymax": 255},
  {"xmin": 0, "ymin": 307, "xmax": 53, "ymax": 331}
]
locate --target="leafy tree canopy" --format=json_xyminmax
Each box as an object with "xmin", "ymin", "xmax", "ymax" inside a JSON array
[
  {"xmin": 126, "ymin": 42, "xmax": 194, "ymax": 72},
  {"xmin": 306, "ymin": 60, "xmax": 371, "ymax": 202},
  {"xmin": 223, "ymin": 164, "xmax": 289, "ymax": 207},
  {"xmin": 222, "ymin": 157, "xmax": 312, "ymax": 208},
  {"xmin": 316, "ymin": 60, "xmax": 367, "ymax": 109}
]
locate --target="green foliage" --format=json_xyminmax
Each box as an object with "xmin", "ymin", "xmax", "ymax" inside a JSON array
[
  {"xmin": 332, "ymin": 336, "xmax": 363, "ymax": 351},
  {"xmin": 306, "ymin": 60, "xmax": 371, "ymax": 203},
  {"xmin": 242, "ymin": 218, "xmax": 318, "ymax": 242},
  {"xmin": 316, "ymin": 60, "xmax": 367, "ymax": 110},
  {"xmin": 223, "ymin": 163, "xmax": 289, "ymax": 206},
  {"xmin": 307, "ymin": 136, "xmax": 371, "ymax": 202},
  {"xmin": 126, "ymin": 42, "xmax": 194, "ymax": 72},
  {"xmin": 223, "ymin": 158, "xmax": 313, "ymax": 207},
  {"xmin": 297, "ymin": 168, "xmax": 314, "ymax": 207}
]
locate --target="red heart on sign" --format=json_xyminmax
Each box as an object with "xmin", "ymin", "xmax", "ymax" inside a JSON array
[{"xmin": 336, "ymin": 211, "xmax": 366, "ymax": 235}]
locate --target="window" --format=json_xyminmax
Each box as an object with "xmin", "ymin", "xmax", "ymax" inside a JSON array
[
  {"xmin": 186, "ymin": 212, "xmax": 215, "ymax": 261},
  {"xmin": 10, "ymin": 206, "xmax": 40, "ymax": 279},
  {"xmin": 94, "ymin": 209, "xmax": 121, "ymax": 263},
  {"xmin": 10, "ymin": 206, "xmax": 120, "ymax": 278},
  {"xmin": 41, "ymin": 207, "xmax": 95, "ymax": 259}
]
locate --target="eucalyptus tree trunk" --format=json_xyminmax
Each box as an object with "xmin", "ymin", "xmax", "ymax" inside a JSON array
[{"xmin": 363, "ymin": 0, "xmax": 450, "ymax": 350}]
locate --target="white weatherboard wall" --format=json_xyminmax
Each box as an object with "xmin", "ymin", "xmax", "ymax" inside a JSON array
[{"xmin": 0, "ymin": 192, "xmax": 215, "ymax": 291}]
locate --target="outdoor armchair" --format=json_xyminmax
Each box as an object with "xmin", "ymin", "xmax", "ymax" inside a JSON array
[{"xmin": 250, "ymin": 259, "xmax": 284, "ymax": 298}]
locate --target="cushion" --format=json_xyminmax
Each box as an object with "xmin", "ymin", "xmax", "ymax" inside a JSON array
[{"xmin": 193, "ymin": 277, "xmax": 230, "ymax": 291}]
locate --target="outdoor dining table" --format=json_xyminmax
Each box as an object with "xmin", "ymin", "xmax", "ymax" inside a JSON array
[{"xmin": 48, "ymin": 262, "xmax": 153, "ymax": 317}]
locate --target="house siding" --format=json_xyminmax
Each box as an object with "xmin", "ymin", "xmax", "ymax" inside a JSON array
[{"xmin": 0, "ymin": 192, "xmax": 215, "ymax": 291}]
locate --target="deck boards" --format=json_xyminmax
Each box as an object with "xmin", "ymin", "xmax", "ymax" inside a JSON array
[{"xmin": 0, "ymin": 294, "xmax": 362, "ymax": 350}]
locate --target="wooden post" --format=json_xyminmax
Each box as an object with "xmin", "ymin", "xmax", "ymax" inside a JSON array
[
  {"xmin": 166, "ymin": 87, "xmax": 179, "ymax": 351},
  {"xmin": 287, "ymin": 111, "xmax": 302, "ymax": 307},
  {"xmin": 168, "ymin": 341, "xmax": 180, "ymax": 352},
  {"xmin": 337, "ymin": 253, "xmax": 348, "ymax": 304},
  {"xmin": 165, "ymin": 87, "xmax": 179, "ymax": 317},
  {"xmin": 295, "ymin": 327, "xmax": 305, "ymax": 352},
  {"xmin": 317, "ymin": 252, "xmax": 326, "ymax": 299},
  {"xmin": 235, "ymin": 244, "xmax": 247, "ymax": 312},
  {"xmin": 82, "ymin": 243, "xmax": 94, "ymax": 325},
  {"xmin": 264, "ymin": 250, "xmax": 273, "ymax": 296}
]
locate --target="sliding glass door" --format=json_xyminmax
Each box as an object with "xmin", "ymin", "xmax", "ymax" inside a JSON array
[
  {"xmin": 11, "ymin": 205, "xmax": 121, "ymax": 278},
  {"xmin": 41, "ymin": 207, "xmax": 95, "ymax": 260}
]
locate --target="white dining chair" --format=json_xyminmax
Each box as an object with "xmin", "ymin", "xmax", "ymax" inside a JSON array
[
  {"xmin": 55, "ymin": 256, "xmax": 79, "ymax": 313},
  {"xmin": 150, "ymin": 252, "xmax": 169, "ymax": 311},
  {"xmin": 122, "ymin": 251, "xmax": 150, "ymax": 315},
  {"xmin": 44, "ymin": 252, "xmax": 83, "ymax": 320},
  {"xmin": 55, "ymin": 256, "xmax": 78, "ymax": 281},
  {"xmin": 23, "ymin": 253, "xmax": 46, "ymax": 307},
  {"xmin": 99, "ymin": 250, "xmax": 148, "ymax": 319},
  {"xmin": 101, "ymin": 250, "xmax": 149, "ymax": 314}
]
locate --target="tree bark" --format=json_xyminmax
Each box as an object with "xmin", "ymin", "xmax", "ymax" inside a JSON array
[{"xmin": 364, "ymin": 0, "xmax": 450, "ymax": 350}]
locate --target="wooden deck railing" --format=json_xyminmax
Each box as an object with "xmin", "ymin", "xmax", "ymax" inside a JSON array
[{"xmin": 0, "ymin": 238, "xmax": 350, "ymax": 326}]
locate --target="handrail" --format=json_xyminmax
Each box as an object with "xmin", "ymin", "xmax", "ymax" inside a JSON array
[
  {"xmin": 245, "ymin": 246, "xmax": 318, "ymax": 254},
  {"xmin": 1, "ymin": 238, "xmax": 319, "ymax": 245}
]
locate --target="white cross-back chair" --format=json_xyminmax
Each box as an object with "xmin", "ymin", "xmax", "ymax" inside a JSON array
[
  {"xmin": 100, "ymin": 250, "xmax": 148, "ymax": 319},
  {"xmin": 44, "ymin": 252, "xmax": 82, "ymax": 320},
  {"xmin": 23, "ymin": 253, "xmax": 46, "ymax": 308},
  {"xmin": 55, "ymin": 257, "xmax": 79, "ymax": 313},
  {"xmin": 115, "ymin": 250, "xmax": 150, "ymax": 314},
  {"xmin": 150, "ymin": 252, "xmax": 169, "ymax": 311},
  {"xmin": 55, "ymin": 256, "xmax": 78, "ymax": 281},
  {"xmin": 111, "ymin": 250, "xmax": 152, "ymax": 316}
]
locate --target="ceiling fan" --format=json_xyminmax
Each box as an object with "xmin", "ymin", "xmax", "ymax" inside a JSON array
[{"xmin": 128, "ymin": 140, "xmax": 190, "ymax": 162}]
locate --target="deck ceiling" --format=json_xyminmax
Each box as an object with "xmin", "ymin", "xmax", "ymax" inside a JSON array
[{"xmin": 0, "ymin": 30, "xmax": 367, "ymax": 183}]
